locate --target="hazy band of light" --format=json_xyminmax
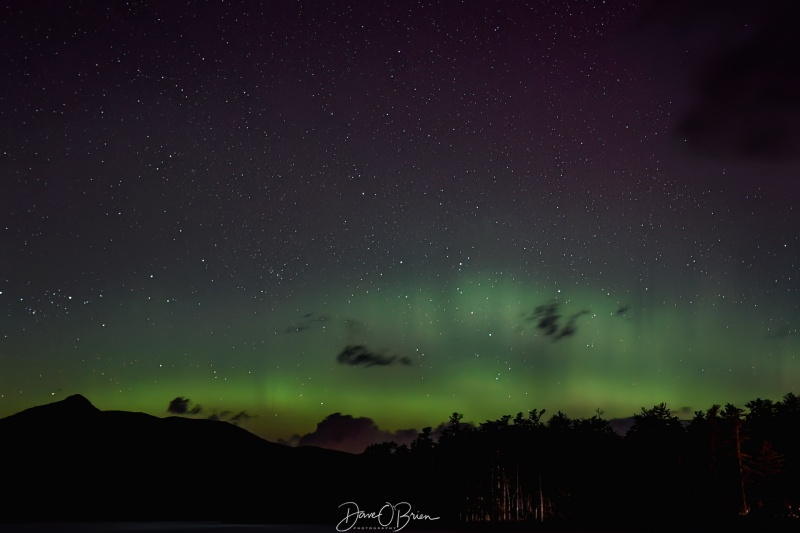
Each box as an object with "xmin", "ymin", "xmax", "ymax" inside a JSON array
[{"xmin": 2, "ymin": 272, "xmax": 796, "ymax": 442}]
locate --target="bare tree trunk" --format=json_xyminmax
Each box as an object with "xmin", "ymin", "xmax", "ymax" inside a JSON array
[
  {"xmin": 734, "ymin": 422, "xmax": 749, "ymax": 515},
  {"xmin": 538, "ymin": 472, "xmax": 545, "ymax": 523}
]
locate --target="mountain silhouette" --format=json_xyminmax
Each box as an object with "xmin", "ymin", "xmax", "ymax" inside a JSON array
[
  {"xmin": 3, "ymin": 395, "xmax": 799, "ymax": 530},
  {"xmin": 0, "ymin": 395, "xmax": 363, "ymax": 524}
]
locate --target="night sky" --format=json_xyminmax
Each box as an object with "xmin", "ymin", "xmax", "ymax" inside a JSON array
[{"xmin": 2, "ymin": 0, "xmax": 799, "ymax": 453}]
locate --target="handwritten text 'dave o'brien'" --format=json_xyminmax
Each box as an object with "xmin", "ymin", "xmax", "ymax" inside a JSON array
[{"xmin": 336, "ymin": 501, "xmax": 440, "ymax": 532}]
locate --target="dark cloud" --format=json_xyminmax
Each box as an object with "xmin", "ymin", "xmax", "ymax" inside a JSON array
[
  {"xmin": 294, "ymin": 413, "xmax": 418, "ymax": 454},
  {"xmin": 530, "ymin": 302, "xmax": 560, "ymax": 336},
  {"xmin": 167, "ymin": 398, "xmax": 253, "ymax": 426},
  {"xmin": 229, "ymin": 411, "xmax": 255, "ymax": 426},
  {"xmin": 555, "ymin": 310, "xmax": 590, "ymax": 340},
  {"xmin": 167, "ymin": 397, "xmax": 201, "ymax": 415},
  {"xmin": 167, "ymin": 397, "xmax": 189, "ymax": 414},
  {"xmin": 527, "ymin": 302, "xmax": 589, "ymax": 341},
  {"xmin": 642, "ymin": 0, "xmax": 800, "ymax": 160},
  {"xmin": 204, "ymin": 409, "xmax": 255, "ymax": 425},
  {"xmin": 336, "ymin": 344, "xmax": 411, "ymax": 367}
]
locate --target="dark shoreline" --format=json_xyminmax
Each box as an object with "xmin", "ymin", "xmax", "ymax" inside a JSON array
[{"xmin": 2, "ymin": 516, "xmax": 799, "ymax": 533}]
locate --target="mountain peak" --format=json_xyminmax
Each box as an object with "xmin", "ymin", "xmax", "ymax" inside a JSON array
[{"xmin": 57, "ymin": 393, "xmax": 99, "ymax": 413}]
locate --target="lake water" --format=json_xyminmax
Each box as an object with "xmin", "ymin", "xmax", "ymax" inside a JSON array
[{"xmin": 0, "ymin": 525, "xmax": 334, "ymax": 533}]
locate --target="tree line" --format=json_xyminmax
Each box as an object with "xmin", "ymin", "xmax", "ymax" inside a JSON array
[{"xmin": 360, "ymin": 393, "xmax": 800, "ymax": 528}]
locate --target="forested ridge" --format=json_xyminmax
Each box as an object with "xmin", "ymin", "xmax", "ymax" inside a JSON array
[
  {"xmin": 361, "ymin": 393, "xmax": 800, "ymax": 528},
  {"xmin": 2, "ymin": 393, "xmax": 798, "ymax": 529}
]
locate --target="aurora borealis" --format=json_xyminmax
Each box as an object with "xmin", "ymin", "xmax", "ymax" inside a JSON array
[{"xmin": 2, "ymin": 0, "xmax": 799, "ymax": 452}]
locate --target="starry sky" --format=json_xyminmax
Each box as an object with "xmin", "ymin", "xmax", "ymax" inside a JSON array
[{"xmin": 2, "ymin": 0, "xmax": 799, "ymax": 452}]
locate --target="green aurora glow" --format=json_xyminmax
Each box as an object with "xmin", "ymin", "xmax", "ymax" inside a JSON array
[{"xmin": 3, "ymin": 272, "xmax": 797, "ymax": 442}]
